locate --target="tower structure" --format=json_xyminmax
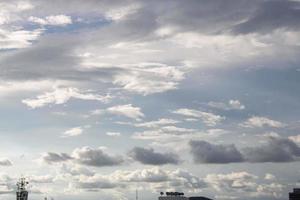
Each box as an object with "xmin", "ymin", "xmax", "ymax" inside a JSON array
[{"xmin": 16, "ymin": 177, "xmax": 29, "ymax": 200}]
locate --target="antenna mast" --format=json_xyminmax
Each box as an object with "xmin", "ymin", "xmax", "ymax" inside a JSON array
[{"xmin": 16, "ymin": 177, "xmax": 29, "ymax": 200}]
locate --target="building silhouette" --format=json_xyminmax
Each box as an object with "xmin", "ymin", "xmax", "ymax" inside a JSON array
[
  {"xmin": 289, "ymin": 188, "xmax": 300, "ymax": 200},
  {"xmin": 159, "ymin": 192, "xmax": 213, "ymax": 200}
]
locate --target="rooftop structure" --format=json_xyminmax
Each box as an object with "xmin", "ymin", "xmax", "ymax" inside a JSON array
[
  {"xmin": 289, "ymin": 188, "xmax": 300, "ymax": 200},
  {"xmin": 158, "ymin": 192, "xmax": 213, "ymax": 200}
]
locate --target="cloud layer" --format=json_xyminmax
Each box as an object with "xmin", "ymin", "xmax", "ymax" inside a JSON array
[{"xmin": 190, "ymin": 137, "xmax": 300, "ymax": 163}]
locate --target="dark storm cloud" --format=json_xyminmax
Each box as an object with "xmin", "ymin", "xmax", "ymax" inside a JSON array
[
  {"xmin": 232, "ymin": 0, "xmax": 300, "ymax": 34},
  {"xmin": 189, "ymin": 140, "xmax": 244, "ymax": 164},
  {"xmin": 42, "ymin": 152, "xmax": 73, "ymax": 164},
  {"xmin": 128, "ymin": 147, "xmax": 180, "ymax": 165},
  {"xmin": 243, "ymin": 137, "xmax": 300, "ymax": 162},
  {"xmin": 73, "ymin": 147, "xmax": 124, "ymax": 167},
  {"xmin": 190, "ymin": 137, "xmax": 300, "ymax": 164}
]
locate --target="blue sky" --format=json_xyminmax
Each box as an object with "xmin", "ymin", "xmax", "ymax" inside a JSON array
[{"xmin": 0, "ymin": 0, "xmax": 300, "ymax": 200}]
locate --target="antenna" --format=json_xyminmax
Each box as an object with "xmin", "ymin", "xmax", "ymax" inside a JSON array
[{"xmin": 136, "ymin": 189, "xmax": 138, "ymax": 200}]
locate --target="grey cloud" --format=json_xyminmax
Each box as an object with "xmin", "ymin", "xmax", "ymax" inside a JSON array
[
  {"xmin": 0, "ymin": 159, "xmax": 12, "ymax": 166},
  {"xmin": 42, "ymin": 152, "xmax": 73, "ymax": 164},
  {"xmin": 190, "ymin": 137, "xmax": 300, "ymax": 164},
  {"xmin": 189, "ymin": 140, "xmax": 244, "ymax": 164},
  {"xmin": 76, "ymin": 179, "xmax": 121, "ymax": 190},
  {"xmin": 42, "ymin": 147, "xmax": 123, "ymax": 167},
  {"xmin": 1, "ymin": 0, "xmax": 300, "ymax": 98},
  {"xmin": 128, "ymin": 147, "xmax": 180, "ymax": 165},
  {"xmin": 243, "ymin": 137, "xmax": 300, "ymax": 162},
  {"xmin": 72, "ymin": 147, "xmax": 124, "ymax": 167},
  {"xmin": 232, "ymin": 0, "xmax": 300, "ymax": 34}
]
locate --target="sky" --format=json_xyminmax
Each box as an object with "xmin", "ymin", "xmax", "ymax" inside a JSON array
[{"xmin": 0, "ymin": 0, "xmax": 300, "ymax": 200}]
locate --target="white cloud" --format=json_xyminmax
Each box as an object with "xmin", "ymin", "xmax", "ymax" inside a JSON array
[
  {"xmin": 107, "ymin": 104, "xmax": 144, "ymax": 121},
  {"xmin": 256, "ymin": 183, "xmax": 284, "ymax": 198},
  {"xmin": 0, "ymin": 1, "xmax": 33, "ymax": 25},
  {"xmin": 28, "ymin": 15, "xmax": 72, "ymax": 26},
  {"xmin": 29, "ymin": 175, "xmax": 54, "ymax": 183},
  {"xmin": 106, "ymin": 132, "xmax": 121, "ymax": 137},
  {"xmin": 105, "ymin": 4, "xmax": 140, "ymax": 21},
  {"xmin": 205, "ymin": 171, "xmax": 284, "ymax": 198},
  {"xmin": 0, "ymin": 28, "xmax": 42, "ymax": 50},
  {"xmin": 241, "ymin": 116, "xmax": 286, "ymax": 128},
  {"xmin": 134, "ymin": 118, "xmax": 179, "ymax": 128},
  {"xmin": 261, "ymin": 132, "xmax": 280, "ymax": 138},
  {"xmin": 59, "ymin": 164, "xmax": 95, "ymax": 177},
  {"xmin": 208, "ymin": 100, "xmax": 245, "ymax": 110},
  {"xmin": 112, "ymin": 63, "xmax": 185, "ymax": 95},
  {"xmin": 289, "ymin": 134, "xmax": 300, "ymax": 144},
  {"xmin": 22, "ymin": 87, "xmax": 111, "ymax": 109},
  {"xmin": 205, "ymin": 171, "xmax": 258, "ymax": 192},
  {"xmin": 107, "ymin": 167, "xmax": 205, "ymax": 191},
  {"xmin": 264, "ymin": 173, "xmax": 276, "ymax": 181},
  {"xmin": 173, "ymin": 108, "xmax": 225, "ymax": 126},
  {"xmin": 66, "ymin": 167, "xmax": 206, "ymax": 192},
  {"xmin": 62, "ymin": 127, "xmax": 83, "ymax": 138}
]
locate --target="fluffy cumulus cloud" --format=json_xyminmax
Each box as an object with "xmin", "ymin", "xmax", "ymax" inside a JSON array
[
  {"xmin": 205, "ymin": 171, "xmax": 258, "ymax": 192},
  {"xmin": 205, "ymin": 171, "xmax": 284, "ymax": 198},
  {"xmin": 173, "ymin": 109, "xmax": 225, "ymax": 126},
  {"xmin": 128, "ymin": 147, "xmax": 180, "ymax": 165},
  {"xmin": 241, "ymin": 116, "xmax": 286, "ymax": 128},
  {"xmin": 75, "ymin": 167, "xmax": 206, "ymax": 191}
]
